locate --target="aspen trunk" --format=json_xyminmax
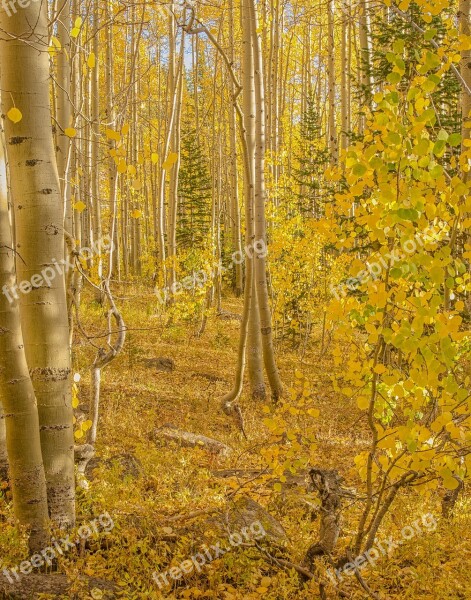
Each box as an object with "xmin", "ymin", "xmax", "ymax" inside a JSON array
[
  {"xmin": 248, "ymin": 0, "xmax": 283, "ymax": 400},
  {"xmin": 340, "ymin": 0, "xmax": 350, "ymax": 152},
  {"xmin": 358, "ymin": 0, "xmax": 372, "ymax": 118},
  {"xmin": 327, "ymin": 0, "xmax": 338, "ymax": 163},
  {"xmin": 0, "ymin": 0, "xmax": 75, "ymax": 527},
  {"xmin": 0, "ymin": 130, "xmax": 49, "ymax": 551},
  {"xmin": 229, "ymin": 0, "xmax": 243, "ymax": 296},
  {"xmin": 55, "ymin": 0, "xmax": 73, "ymax": 239},
  {"xmin": 0, "ymin": 403, "xmax": 7, "ymax": 480}
]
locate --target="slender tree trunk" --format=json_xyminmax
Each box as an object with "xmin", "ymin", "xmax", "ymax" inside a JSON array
[
  {"xmin": 92, "ymin": 0, "xmax": 103, "ymax": 300},
  {"xmin": 340, "ymin": 0, "xmax": 350, "ymax": 152},
  {"xmin": 327, "ymin": 0, "xmax": 338, "ymax": 163},
  {"xmin": 358, "ymin": 0, "xmax": 372, "ymax": 126},
  {"xmin": 0, "ymin": 129, "xmax": 49, "ymax": 551},
  {"xmin": 0, "ymin": 0, "xmax": 75, "ymax": 528},
  {"xmin": 229, "ymin": 0, "xmax": 243, "ymax": 296},
  {"xmin": 248, "ymin": 0, "xmax": 283, "ymax": 400},
  {"xmin": 0, "ymin": 403, "xmax": 7, "ymax": 480}
]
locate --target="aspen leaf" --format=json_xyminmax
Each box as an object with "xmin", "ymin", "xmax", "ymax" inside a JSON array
[
  {"xmin": 87, "ymin": 52, "xmax": 96, "ymax": 68},
  {"xmin": 74, "ymin": 17, "xmax": 83, "ymax": 28},
  {"xmin": 151, "ymin": 152, "xmax": 159, "ymax": 164},
  {"xmin": 106, "ymin": 128, "xmax": 121, "ymax": 142},
  {"xmin": 7, "ymin": 107, "xmax": 22, "ymax": 123},
  {"xmin": 131, "ymin": 209, "xmax": 143, "ymax": 219},
  {"xmin": 443, "ymin": 476, "xmax": 460, "ymax": 490},
  {"xmin": 65, "ymin": 127, "xmax": 77, "ymax": 138},
  {"xmin": 121, "ymin": 123, "xmax": 130, "ymax": 135},
  {"xmin": 163, "ymin": 152, "xmax": 178, "ymax": 170},
  {"xmin": 74, "ymin": 429, "xmax": 84, "ymax": 440},
  {"xmin": 82, "ymin": 420, "xmax": 93, "ymax": 431},
  {"xmin": 90, "ymin": 589, "xmax": 103, "ymax": 599},
  {"xmin": 127, "ymin": 165, "xmax": 137, "ymax": 177},
  {"xmin": 73, "ymin": 201, "xmax": 86, "ymax": 213},
  {"xmin": 357, "ymin": 396, "xmax": 370, "ymax": 410},
  {"xmin": 71, "ymin": 27, "xmax": 80, "ymax": 38},
  {"xmin": 117, "ymin": 160, "xmax": 127, "ymax": 174}
]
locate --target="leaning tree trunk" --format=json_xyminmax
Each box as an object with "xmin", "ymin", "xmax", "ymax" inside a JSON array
[
  {"xmin": 0, "ymin": 129, "xmax": 49, "ymax": 551},
  {"xmin": 0, "ymin": 0, "xmax": 75, "ymax": 528}
]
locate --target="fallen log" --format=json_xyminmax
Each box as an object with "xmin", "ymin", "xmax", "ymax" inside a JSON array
[{"xmin": 151, "ymin": 424, "xmax": 232, "ymax": 456}]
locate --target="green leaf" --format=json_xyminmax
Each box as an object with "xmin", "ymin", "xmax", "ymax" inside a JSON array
[
  {"xmin": 424, "ymin": 28, "xmax": 437, "ymax": 41},
  {"xmin": 397, "ymin": 208, "xmax": 419, "ymax": 221},
  {"xmin": 352, "ymin": 163, "xmax": 367, "ymax": 177},
  {"xmin": 448, "ymin": 133, "xmax": 462, "ymax": 147},
  {"xmin": 387, "ymin": 71, "xmax": 401, "ymax": 84}
]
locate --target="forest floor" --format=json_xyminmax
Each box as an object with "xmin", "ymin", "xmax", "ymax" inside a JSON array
[{"xmin": 1, "ymin": 286, "xmax": 470, "ymax": 599}]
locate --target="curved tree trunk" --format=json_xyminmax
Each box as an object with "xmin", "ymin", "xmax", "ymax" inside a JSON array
[
  {"xmin": 248, "ymin": 0, "xmax": 283, "ymax": 400},
  {"xmin": 0, "ymin": 0, "xmax": 75, "ymax": 528}
]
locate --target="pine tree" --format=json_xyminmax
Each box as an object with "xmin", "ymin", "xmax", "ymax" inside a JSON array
[
  {"xmin": 177, "ymin": 128, "xmax": 212, "ymax": 248},
  {"xmin": 293, "ymin": 95, "xmax": 331, "ymax": 218}
]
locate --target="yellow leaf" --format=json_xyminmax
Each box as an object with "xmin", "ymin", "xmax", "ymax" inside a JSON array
[
  {"xmin": 73, "ymin": 201, "xmax": 86, "ymax": 213},
  {"xmin": 87, "ymin": 52, "xmax": 96, "ymax": 68},
  {"xmin": 70, "ymin": 27, "xmax": 80, "ymax": 38},
  {"xmin": 106, "ymin": 128, "xmax": 121, "ymax": 142},
  {"xmin": 162, "ymin": 152, "xmax": 178, "ymax": 170},
  {"xmin": 117, "ymin": 160, "xmax": 127, "ymax": 174},
  {"xmin": 82, "ymin": 420, "xmax": 93, "ymax": 431},
  {"xmin": 7, "ymin": 107, "xmax": 22, "ymax": 124},
  {"xmin": 64, "ymin": 127, "xmax": 77, "ymax": 138},
  {"xmin": 131, "ymin": 209, "xmax": 143, "ymax": 219},
  {"xmin": 151, "ymin": 152, "xmax": 159, "ymax": 164},
  {"xmin": 121, "ymin": 123, "xmax": 130, "ymax": 136},
  {"xmin": 74, "ymin": 429, "xmax": 84, "ymax": 440},
  {"xmin": 357, "ymin": 396, "xmax": 370, "ymax": 410},
  {"xmin": 443, "ymin": 477, "xmax": 460, "ymax": 490},
  {"xmin": 74, "ymin": 16, "xmax": 83, "ymax": 28},
  {"xmin": 127, "ymin": 165, "xmax": 137, "ymax": 177}
]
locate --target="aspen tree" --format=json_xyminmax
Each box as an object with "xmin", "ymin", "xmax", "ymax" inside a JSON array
[
  {"xmin": 0, "ymin": 132, "xmax": 49, "ymax": 550},
  {"xmin": 55, "ymin": 0, "xmax": 73, "ymax": 239},
  {"xmin": 248, "ymin": 0, "xmax": 283, "ymax": 400},
  {"xmin": 229, "ymin": 0, "xmax": 243, "ymax": 296},
  {"xmin": 340, "ymin": 0, "xmax": 350, "ymax": 152},
  {"xmin": 91, "ymin": 0, "xmax": 103, "ymax": 298},
  {"xmin": 358, "ymin": 0, "xmax": 372, "ymax": 114},
  {"xmin": 0, "ymin": 0, "xmax": 75, "ymax": 527},
  {"xmin": 327, "ymin": 0, "xmax": 338, "ymax": 163}
]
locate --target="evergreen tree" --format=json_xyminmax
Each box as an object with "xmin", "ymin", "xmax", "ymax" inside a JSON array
[
  {"xmin": 177, "ymin": 128, "xmax": 212, "ymax": 248},
  {"xmin": 293, "ymin": 95, "xmax": 330, "ymax": 218}
]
